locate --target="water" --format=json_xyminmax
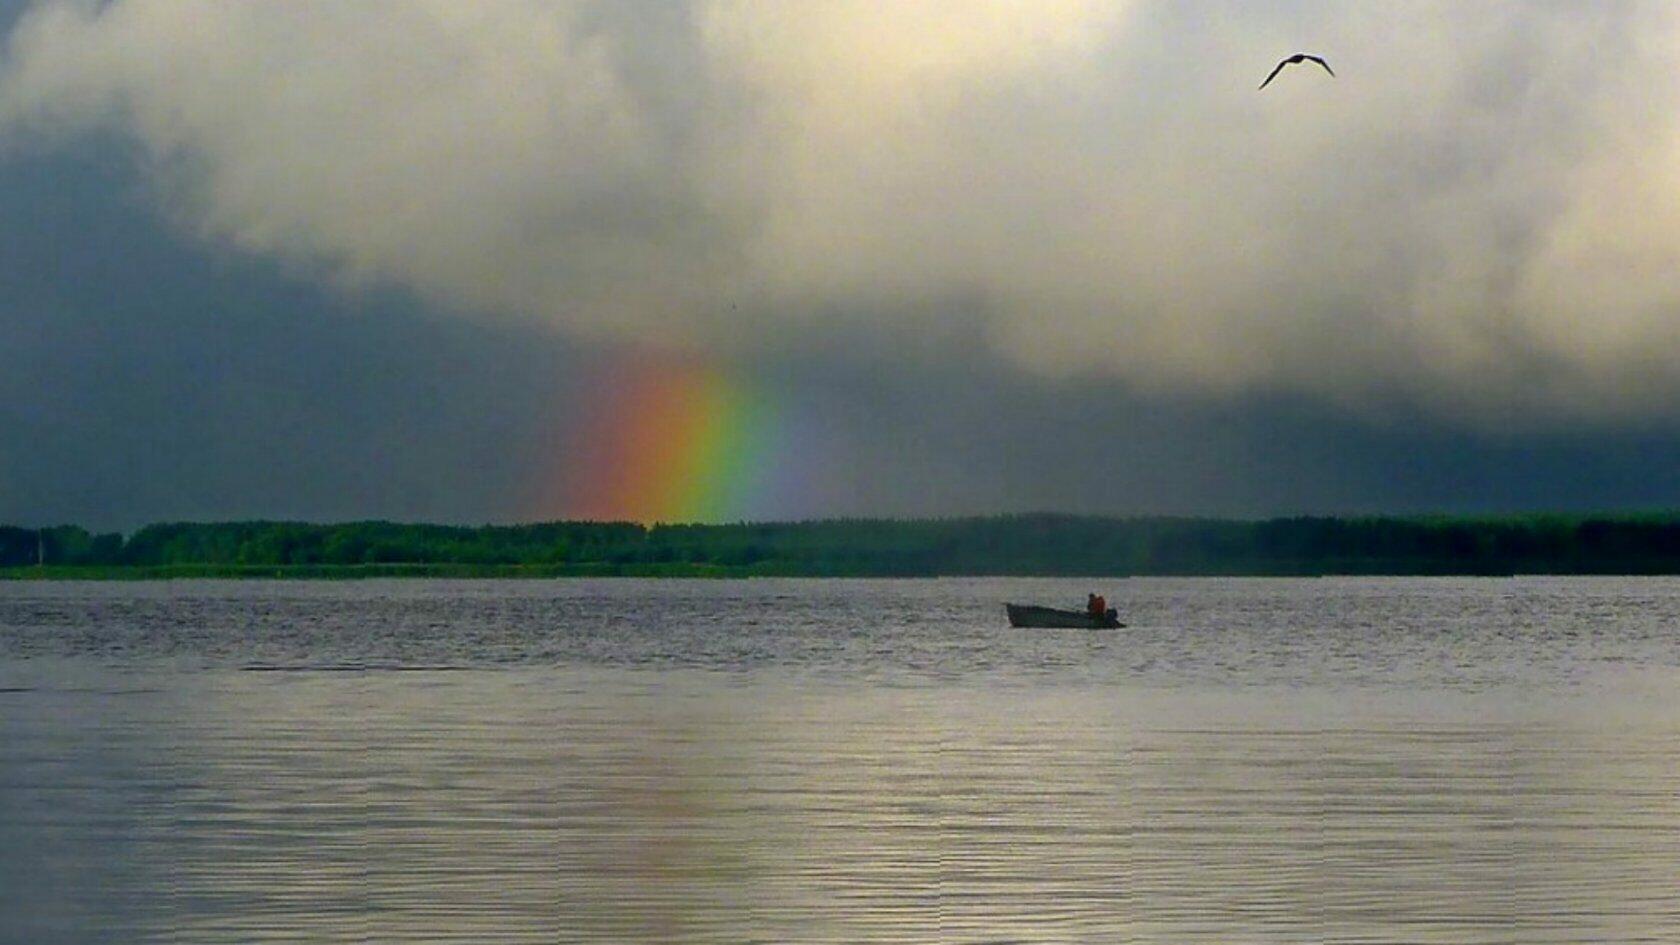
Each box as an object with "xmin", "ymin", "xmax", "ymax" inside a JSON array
[{"xmin": 2, "ymin": 577, "xmax": 1677, "ymax": 943}]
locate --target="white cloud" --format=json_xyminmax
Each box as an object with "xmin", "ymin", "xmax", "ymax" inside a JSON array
[{"xmin": 4, "ymin": 0, "xmax": 1680, "ymax": 423}]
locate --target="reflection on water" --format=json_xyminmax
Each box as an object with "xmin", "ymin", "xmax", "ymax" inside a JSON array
[{"xmin": 2, "ymin": 578, "xmax": 1679, "ymax": 942}]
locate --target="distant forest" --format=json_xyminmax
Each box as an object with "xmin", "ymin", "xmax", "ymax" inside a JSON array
[{"xmin": 8, "ymin": 514, "xmax": 1680, "ymax": 577}]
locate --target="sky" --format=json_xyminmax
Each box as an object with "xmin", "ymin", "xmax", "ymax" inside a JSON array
[{"xmin": 4, "ymin": 0, "xmax": 1680, "ymax": 529}]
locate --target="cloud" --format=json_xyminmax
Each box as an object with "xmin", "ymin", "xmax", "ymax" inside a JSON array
[{"xmin": 4, "ymin": 0, "xmax": 1680, "ymax": 423}]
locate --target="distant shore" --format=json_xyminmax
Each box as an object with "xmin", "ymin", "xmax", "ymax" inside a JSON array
[
  {"xmin": 0, "ymin": 563, "xmax": 766, "ymax": 581},
  {"xmin": 0, "ymin": 561, "xmax": 1502, "ymax": 580},
  {"xmin": 8, "ymin": 514, "xmax": 1680, "ymax": 579},
  {"xmin": 10, "ymin": 563, "xmax": 1680, "ymax": 580}
]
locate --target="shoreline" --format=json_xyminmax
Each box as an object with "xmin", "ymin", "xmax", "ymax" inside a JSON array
[
  {"xmin": 11, "ymin": 515, "xmax": 1680, "ymax": 579},
  {"xmin": 10, "ymin": 564, "xmax": 1678, "ymax": 580}
]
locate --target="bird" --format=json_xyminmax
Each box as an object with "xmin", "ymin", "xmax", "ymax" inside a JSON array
[{"xmin": 1258, "ymin": 53, "xmax": 1333, "ymax": 90}]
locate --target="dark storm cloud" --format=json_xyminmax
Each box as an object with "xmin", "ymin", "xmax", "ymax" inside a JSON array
[
  {"xmin": 6, "ymin": 1, "xmax": 1680, "ymax": 421},
  {"xmin": 5, "ymin": 143, "xmax": 1680, "ymax": 530},
  {"xmin": 0, "ymin": 146, "xmax": 586, "ymax": 528},
  {"xmin": 5, "ymin": 2, "xmax": 1680, "ymax": 527}
]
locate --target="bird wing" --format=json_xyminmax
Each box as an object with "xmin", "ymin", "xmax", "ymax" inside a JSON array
[
  {"xmin": 1305, "ymin": 55, "xmax": 1334, "ymax": 76},
  {"xmin": 1258, "ymin": 60, "xmax": 1288, "ymax": 90}
]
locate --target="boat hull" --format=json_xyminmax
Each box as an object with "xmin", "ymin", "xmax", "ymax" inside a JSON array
[{"xmin": 1005, "ymin": 603, "xmax": 1124, "ymax": 629}]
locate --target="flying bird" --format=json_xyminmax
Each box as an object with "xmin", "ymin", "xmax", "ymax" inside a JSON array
[{"xmin": 1258, "ymin": 53, "xmax": 1334, "ymax": 90}]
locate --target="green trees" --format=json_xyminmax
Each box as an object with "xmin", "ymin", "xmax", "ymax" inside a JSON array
[
  {"xmin": 7, "ymin": 513, "xmax": 1680, "ymax": 575},
  {"xmin": 0, "ymin": 527, "xmax": 37, "ymax": 566},
  {"xmin": 0, "ymin": 526, "xmax": 123, "ymax": 566}
]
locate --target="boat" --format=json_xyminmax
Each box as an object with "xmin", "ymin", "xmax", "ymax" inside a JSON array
[{"xmin": 1005, "ymin": 603, "xmax": 1124, "ymax": 629}]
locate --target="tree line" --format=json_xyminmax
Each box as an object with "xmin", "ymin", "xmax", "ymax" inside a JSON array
[{"xmin": 8, "ymin": 513, "xmax": 1680, "ymax": 575}]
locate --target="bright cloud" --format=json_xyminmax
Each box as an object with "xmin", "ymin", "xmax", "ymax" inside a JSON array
[{"xmin": 5, "ymin": 0, "xmax": 1680, "ymax": 422}]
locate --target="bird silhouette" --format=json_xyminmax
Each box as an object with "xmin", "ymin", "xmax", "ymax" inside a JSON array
[{"xmin": 1258, "ymin": 53, "xmax": 1334, "ymax": 90}]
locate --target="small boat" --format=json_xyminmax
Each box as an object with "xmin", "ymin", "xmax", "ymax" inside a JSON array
[{"xmin": 1005, "ymin": 603, "xmax": 1124, "ymax": 629}]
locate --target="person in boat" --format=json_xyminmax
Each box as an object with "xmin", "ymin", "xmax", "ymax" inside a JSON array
[{"xmin": 1087, "ymin": 593, "xmax": 1107, "ymax": 619}]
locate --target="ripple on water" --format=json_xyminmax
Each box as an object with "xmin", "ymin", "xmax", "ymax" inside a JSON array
[{"xmin": 0, "ymin": 578, "xmax": 1678, "ymax": 942}]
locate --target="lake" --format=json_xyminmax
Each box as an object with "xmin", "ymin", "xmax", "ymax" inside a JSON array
[{"xmin": 2, "ymin": 577, "xmax": 1678, "ymax": 943}]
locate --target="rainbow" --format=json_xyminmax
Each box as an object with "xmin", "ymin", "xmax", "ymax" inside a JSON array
[{"xmin": 555, "ymin": 354, "xmax": 801, "ymax": 523}]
